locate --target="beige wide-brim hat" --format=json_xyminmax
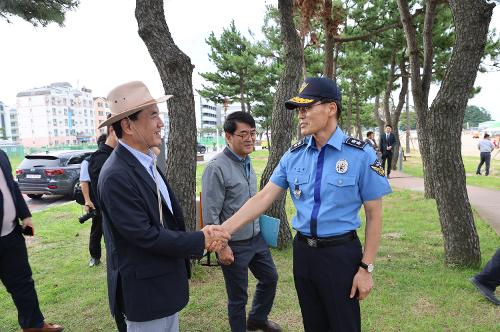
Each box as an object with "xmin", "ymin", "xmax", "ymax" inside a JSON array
[{"xmin": 98, "ymin": 81, "xmax": 172, "ymax": 128}]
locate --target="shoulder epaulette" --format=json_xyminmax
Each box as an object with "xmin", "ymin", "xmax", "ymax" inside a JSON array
[
  {"xmin": 290, "ymin": 138, "xmax": 306, "ymax": 152},
  {"xmin": 344, "ymin": 137, "xmax": 367, "ymax": 149}
]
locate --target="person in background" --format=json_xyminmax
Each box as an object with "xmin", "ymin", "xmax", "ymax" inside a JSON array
[
  {"xmin": 87, "ymin": 125, "xmax": 124, "ymax": 331},
  {"xmin": 379, "ymin": 125, "xmax": 396, "ymax": 178},
  {"xmin": 476, "ymin": 133, "xmax": 495, "ymax": 176},
  {"xmin": 202, "ymin": 111, "xmax": 281, "ymax": 332},
  {"xmin": 365, "ymin": 131, "xmax": 381, "ymax": 161},
  {"xmin": 470, "ymin": 249, "xmax": 500, "ymax": 305},
  {"xmin": 0, "ymin": 149, "xmax": 64, "ymax": 332},
  {"xmin": 80, "ymin": 133, "xmax": 108, "ymax": 267}
]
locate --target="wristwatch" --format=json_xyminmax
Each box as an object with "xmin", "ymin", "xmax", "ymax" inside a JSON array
[{"xmin": 359, "ymin": 261, "xmax": 374, "ymax": 273}]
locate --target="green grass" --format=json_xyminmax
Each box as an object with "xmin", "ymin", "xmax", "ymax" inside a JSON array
[
  {"xmin": 1, "ymin": 153, "xmax": 499, "ymax": 331},
  {"xmin": 403, "ymin": 154, "xmax": 500, "ymax": 190}
]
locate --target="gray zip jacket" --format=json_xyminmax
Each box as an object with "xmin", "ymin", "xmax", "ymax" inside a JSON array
[{"xmin": 201, "ymin": 147, "xmax": 260, "ymax": 241}]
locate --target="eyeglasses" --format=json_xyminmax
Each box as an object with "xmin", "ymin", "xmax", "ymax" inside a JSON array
[
  {"xmin": 296, "ymin": 100, "xmax": 335, "ymax": 113},
  {"xmin": 233, "ymin": 131, "xmax": 257, "ymax": 139}
]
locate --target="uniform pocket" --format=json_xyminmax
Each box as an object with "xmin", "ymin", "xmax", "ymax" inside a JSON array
[
  {"xmin": 287, "ymin": 173, "xmax": 310, "ymax": 199},
  {"xmin": 326, "ymin": 175, "xmax": 358, "ymax": 205}
]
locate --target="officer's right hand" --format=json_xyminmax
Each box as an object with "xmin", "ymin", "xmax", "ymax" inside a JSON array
[
  {"xmin": 201, "ymin": 225, "xmax": 231, "ymax": 252},
  {"xmin": 217, "ymin": 245, "xmax": 234, "ymax": 265},
  {"xmin": 84, "ymin": 201, "xmax": 95, "ymax": 213},
  {"xmin": 350, "ymin": 268, "xmax": 373, "ymax": 300}
]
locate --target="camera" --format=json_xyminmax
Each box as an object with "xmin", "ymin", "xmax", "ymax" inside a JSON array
[{"xmin": 78, "ymin": 209, "xmax": 98, "ymax": 224}]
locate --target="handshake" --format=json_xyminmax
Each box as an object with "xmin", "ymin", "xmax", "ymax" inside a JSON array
[{"xmin": 201, "ymin": 225, "xmax": 231, "ymax": 253}]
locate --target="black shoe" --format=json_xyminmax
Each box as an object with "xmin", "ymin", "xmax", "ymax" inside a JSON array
[
  {"xmin": 89, "ymin": 257, "xmax": 101, "ymax": 267},
  {"xmin": 470, "ymin": 277, "xmax": 500, "ymax": 305},
  {"xmin": 476, "ymin": 172, "xmax": 481, "ymax": 175},
  {"xmin": 247, "ymin": 319, "xmax": 282, "ymax": 332}
]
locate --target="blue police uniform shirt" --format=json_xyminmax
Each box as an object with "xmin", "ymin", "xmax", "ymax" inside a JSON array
[{"xmin": 270, "ymin": 127, "xmax": 392, "ymax": 237}]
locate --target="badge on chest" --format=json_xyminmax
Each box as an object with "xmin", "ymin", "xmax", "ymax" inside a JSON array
[{"xmin": 336, "ymin": 159, "xmax": 349, "ymax": 174}]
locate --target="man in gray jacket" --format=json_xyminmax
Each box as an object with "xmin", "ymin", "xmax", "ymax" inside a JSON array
[{"xmin": 202, "ymin": 112, "xmax": 281, "ymax": 332}]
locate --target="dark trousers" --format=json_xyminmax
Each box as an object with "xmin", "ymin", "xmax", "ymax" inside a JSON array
[
  {"xmin": 381, "ymin": 151, "xmax": 393, "ymax": 176},
  {"xmin": 89, "ymin": 214, "xmax": 103, "ymax": 259},
  {"xmin": 293, "ymin": 234, "xmax": 362, "ymax": 332},
  {"xmin": 476, "ymin": 152, "xmax": 491, "ymax": 175},
  {"xmin": 0, "ymin": 226, "xmax": 44, "ymax": 329},
  {"xmin": 221, "ymin": 233, "xmax": 278, "ymax": 332},
  {"xmin": 114, "ymin": 277, "xmax": 127, "ymax": 332},
  {"xmin": 475, "ymin": 248, "xmax": 500, "ymax": 291}
]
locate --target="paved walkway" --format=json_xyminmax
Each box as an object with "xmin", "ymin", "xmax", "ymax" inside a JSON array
[{"xmin": 389, "ymin": 170, "xmax": 500, "ymax": 234}]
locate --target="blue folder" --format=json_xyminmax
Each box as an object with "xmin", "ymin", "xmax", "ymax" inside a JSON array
[{"xmin": 259, "ymin": 215, "xmax": 280, "ymax": 248}]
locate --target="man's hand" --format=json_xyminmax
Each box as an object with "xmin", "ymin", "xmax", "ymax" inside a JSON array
[
  {"xmin": 350, "ymin": 268, "xmax": 373, "ymax": 300},
  {"xmin": 84, "ymin": 201, "xmax": 95, "ymax": 213},
  {"xmin": 21, "ymin": 217, "xmax": 34, "ymax": 230},
  {"xmin": 201, "ymin": 225, "xmax": 231, "ymax": 252},
  {"xmin": 217, "ymin": 245, "xmax": 234, "ymax": 265}
]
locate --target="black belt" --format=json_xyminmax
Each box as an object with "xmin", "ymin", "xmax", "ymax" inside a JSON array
[{"xmin": 296, "ymin": 231, "xmax": 357, "ymax": 248}]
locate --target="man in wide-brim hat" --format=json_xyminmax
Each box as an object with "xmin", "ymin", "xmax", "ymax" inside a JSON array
[{"xmin": 96, "ymin": 81, "xmax": 230, "ymax": 332}]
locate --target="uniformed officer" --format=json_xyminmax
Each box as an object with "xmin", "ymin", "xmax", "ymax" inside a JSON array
[{"xmin": 222, "ymin": 77, "xmax": 392, "ymax": 331}]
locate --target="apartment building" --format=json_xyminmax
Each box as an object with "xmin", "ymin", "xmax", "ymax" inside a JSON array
[
  {"xmin": 93, "ymin": 96, "xmax": 111, "ymax": 136},
  {"xmin": 16, "ymin": 82, "xmax": 95, "ymax": 147},
  {"xmin": 194, "ymin": 94, "xmax": 222, "ymax": 129},
  {"xmin": 0, "ymin": 101, "xmax": 19, "ymax": 141}
]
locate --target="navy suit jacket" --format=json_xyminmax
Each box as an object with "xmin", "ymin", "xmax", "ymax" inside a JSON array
[
  {"xmin": 379, "ymin": 133, "xmax": 397, "ymax": 154},
  {"xmin": 97, "ymin": 143, "xmax": 205, "ymax": 322},
  {"xmin": 0, "ymin": 149, "xmax": 31, "ymax": 235}
]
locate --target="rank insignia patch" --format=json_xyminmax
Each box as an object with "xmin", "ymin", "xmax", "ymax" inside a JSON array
[{"xmin": 370, "ymin": 160, "xmax": 385, "ymax": 177}]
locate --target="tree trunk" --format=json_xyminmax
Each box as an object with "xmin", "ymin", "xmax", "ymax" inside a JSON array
[
  {"xmin": 426, "ymin": 0, "xmax": 493, "ymax": 267},
  {"xmin": 383, "ymin": 49, "xmax": 397, "ymax": 127},
  {"xmin": 346, "ymin": 84, "xmax": 353, "ymax": 135},
  {"xmin": 354, "ymin": 84, "xmax": 363, "ymax": 140},
  {"xmin": 332, "ymin": 43, "xmax": 340, "ymax": 82},
  {"xmin": 239, "ymin": 76, "xmax": 246, "ymax": 112},
  {"xmin": 391, "ymin": 56, "xmax": 409, "ymax": 170},
  {"xmin": 373, "ymin": 95, "xmax": 384, "ymax": 136},
  {"xmin": 397, "ymin": 0, "xmax": 435, "ymax": 198},
  {"xmin": 246, "ymin": 101, "xmax": 252, "ymax": 114},
  {"xmin": 136, "ymin": 0, "xmax": 197, "ymax": 230},
  {"xmin": 323, "ymin": 0, "xmax": 335, "ymax": 78},
  {"xmin": 260, "ymin": 0, "xmax": 303, "ymax": 249},
  {"xmin": 406, "ymin": 84, "xmax": 411, "ymax": 153}
]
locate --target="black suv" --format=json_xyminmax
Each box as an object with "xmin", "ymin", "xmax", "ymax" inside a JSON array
[{"xmin": 16, "ymin": 150, "xmax": 93, "ymax": 199}]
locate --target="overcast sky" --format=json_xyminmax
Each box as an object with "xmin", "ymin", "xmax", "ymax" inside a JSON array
[{"xmin": 1, "ymin": 0, "xmax": 499, "ymax": 120}]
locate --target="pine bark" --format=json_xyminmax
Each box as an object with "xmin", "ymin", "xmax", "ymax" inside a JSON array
[
  {"xmin": 260, "ymin": 0, "xmax": 303, "ymax": 248},
  {"xmin": 426, "ymin": 0, "xmax": 494, "ymax": 266},
  {"xmin": 136, "ymin": 0, "xmax": 197, "ymax": 230},
  {"xmin": 398, "ymin": 0, "xmax": 494, "ymax": 266}
]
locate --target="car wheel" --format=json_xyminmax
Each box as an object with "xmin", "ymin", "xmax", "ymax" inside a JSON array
[
  {"xmin": 27, "ymin": 194, "xmax": 43, "ymax": 200},
  {"xmin": 69, "ymin": 180, "xmax": 80, "ymax": 200},
  {"xmin": 199, "ymin": 147, "xmax": 206, "ymax": 154}
]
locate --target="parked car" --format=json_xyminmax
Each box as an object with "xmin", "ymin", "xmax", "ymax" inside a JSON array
[
  {"xmin": 197, "ymin": 143, "xmax": 207, "ymax": 154},
  {"xmin": 16, "ymin": 150, "xmax": 93, "ymax": 200}
]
